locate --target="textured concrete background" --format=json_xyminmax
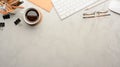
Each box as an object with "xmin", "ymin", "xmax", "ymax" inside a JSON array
[{"xmin": 0, "ymin": 0, "xmax": 120, "ymax": 67}]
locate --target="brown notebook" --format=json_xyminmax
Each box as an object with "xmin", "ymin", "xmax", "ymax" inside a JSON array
[{"xmin": 29, "ymin": 0, "xmax": 53, "ymax": 12}]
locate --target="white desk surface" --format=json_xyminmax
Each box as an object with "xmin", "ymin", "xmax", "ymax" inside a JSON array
[{"xmin": 0, "ymin": 0, "xmax": 120, "ymax": 67}]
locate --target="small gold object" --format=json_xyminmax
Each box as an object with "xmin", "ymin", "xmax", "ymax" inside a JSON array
[
  {"xmin": 83, "ymin": 10, "xmax": 111, "ymax": 18},
  {"xmin": 96, "ymin": 10, "xmax": 111, "ymax": 17},
  {"xmin": 83, "ymin": 12, "xmax": 95, "ymax": 18}
]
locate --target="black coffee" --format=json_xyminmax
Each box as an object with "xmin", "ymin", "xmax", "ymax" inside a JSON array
[{"xmin": 25, "ymin": 8, "xmax": 39, "ymax": 22}]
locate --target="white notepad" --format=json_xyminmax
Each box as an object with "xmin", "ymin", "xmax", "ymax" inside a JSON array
[{"xmin": 52, "ymin": 0, "xmax": 99, "ymax": 19}]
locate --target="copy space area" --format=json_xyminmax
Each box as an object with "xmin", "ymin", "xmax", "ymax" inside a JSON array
[{"xmin": 0, "ymin": 0, "xmax": 120, "ymax": 67}]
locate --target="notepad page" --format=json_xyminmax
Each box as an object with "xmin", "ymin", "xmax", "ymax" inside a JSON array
[{"xmin": 52, "ymin": 0, "xmax": 98, "ymax": 19}]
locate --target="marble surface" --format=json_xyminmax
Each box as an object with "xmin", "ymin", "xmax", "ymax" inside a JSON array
[{"xmin": 0, "ymin": 0, "xmax": 120, "ymax": 67}]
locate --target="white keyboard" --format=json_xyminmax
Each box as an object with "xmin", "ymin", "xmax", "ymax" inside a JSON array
[{"xmin": 52, "ymin": 0, "xmax": 99, "ymax": 19}]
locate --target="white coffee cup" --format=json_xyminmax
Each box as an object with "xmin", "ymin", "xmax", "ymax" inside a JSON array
[{"xmin": 24, "ymin": 8, "xmax": 42, "ymax": 25}]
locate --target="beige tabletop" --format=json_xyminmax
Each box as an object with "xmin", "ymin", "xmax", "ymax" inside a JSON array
[{"xmin": 0, "ymin": 0, "xmax": 120, "ymax": 67}]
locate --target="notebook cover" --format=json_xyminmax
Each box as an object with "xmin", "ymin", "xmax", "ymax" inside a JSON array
[{"xmin": 29, "ymin": 0, "xmax": 53, "ymax": 12}]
